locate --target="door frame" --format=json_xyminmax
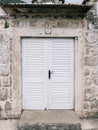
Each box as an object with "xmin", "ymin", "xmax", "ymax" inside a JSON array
[{"xmin": 12, "ymin": 35, "xmax": 83, "ymax": 116}]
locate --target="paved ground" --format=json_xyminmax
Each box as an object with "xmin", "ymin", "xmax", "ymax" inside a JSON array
[
  {"xmin": 0, "ymin": 111, "xmax": 98, "ymax": 130},
  {"xmin": 0, "ymin": 119, "xmax": 19, "ymax": 130},
  {"xmin": 81, "ymin": 119, "xmax": 98, "ymax": 130},
  {"xmin": 19, "ymin": 110, "xmax": 98, "ymax": 130}
]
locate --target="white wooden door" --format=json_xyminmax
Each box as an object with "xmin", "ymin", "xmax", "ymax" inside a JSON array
[
  {"xmin": 22, "ymin": 38, "xmax": 74, "ymax": 110},
  {"xmin": 22, "ymin": 38, "xmax": 48, "ymax": 109},
  {"xmin": 49, "ymin": 39, "xmax": 74, "ymax": 109}
]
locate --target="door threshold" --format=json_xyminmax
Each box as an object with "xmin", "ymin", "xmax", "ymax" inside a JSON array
[{"xmin": 19, "ymin": 110, "xmax": 81, "ymax": 127}]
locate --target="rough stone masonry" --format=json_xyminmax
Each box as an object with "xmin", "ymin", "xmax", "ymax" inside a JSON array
[
  {"xmin": 0, "ymin": 26, "xmax": 13, "ymax": 118},
  {"xmin": 0, "ymin": 0, "xmax": 98, "ymax": 119},
  {"xmin": 83, "ymin": 0, "xmax": 98, "ymax": 117}
]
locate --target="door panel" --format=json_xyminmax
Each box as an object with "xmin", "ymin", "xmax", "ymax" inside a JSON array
[
  {"xmin": 22, "ymin": 38, "xmax": 48, "ymax": 109},
  {"xmin": 49, "ymin": 39, "xmax": 74, "ymax": 109}
]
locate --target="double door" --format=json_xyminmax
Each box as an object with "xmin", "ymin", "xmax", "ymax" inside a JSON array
[{"xmin": 22, "ymin": 38, "xmax": 74, "ymax": 109}]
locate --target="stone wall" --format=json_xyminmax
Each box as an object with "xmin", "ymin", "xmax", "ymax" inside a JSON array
[
  {"xmin": 0, "ymin": 16, "xmax": 86, "ymax": 118},
  {"xmin": 83, "ymin": 30, "xmax": 98, "ymax": 117},
  {"xmin": 83, "ymin": 0, "xmax": 98, "ymax": 117},
  {"xmin": 0, "ymin": 2, "xmax": 98, "ymax": 118},
  {"xmin": 0, "ymin": 20, "xmax": 13, "ymax": 118}
]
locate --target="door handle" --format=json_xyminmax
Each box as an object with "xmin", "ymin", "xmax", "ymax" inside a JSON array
[
  {"xmin": 48, "ymin": 70, "xmax": 53, "ymax": 79},
  {"xmin": 49, "ymin": 70, "xmax": 51, "ymax": 79}
]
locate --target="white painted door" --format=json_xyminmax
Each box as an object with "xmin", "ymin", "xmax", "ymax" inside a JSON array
[
  {"xmin": 22, "ymin": 38, "xmax": 48, "ymax": 109},
  {"xmin": 49, "ymin": 39, "xmax": 74, "ymax": 109},
  {"xmin": 22, "ymin": 38, "xmax": 74, "ymax": 110}
]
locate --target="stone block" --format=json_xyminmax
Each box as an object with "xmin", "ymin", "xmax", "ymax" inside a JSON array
[
  {"xmin": 9, "ymin": 39, "xmax": 12, "ymax": 51},
  {"xmin": 84, "ymin": 88, "xmax": 94, "ymax": 101},
  {"xmin": 91, "ymin": 100, "xmax": 97, "ymax": 109},
  {"xmin": 85, "ymin": 78, "xmax": 92, "ymax": 86},
  {"xmin": 0, "ymin": 53, "xmax": 9, "ymax": 64},
  {"xmin": 92, "ymin": 67, "xmax": 98, "ymax": 75},
  {"xmin": 0, "ymin": 88, "xmax": 9, "ymax": 101},
  {"xmin": 5, "ymin": 101, "xmax": 12, "ymax": 111},
  {"xmin": 57, "ymin": 20, "xmax": 69, "ymax": 28},
  {"xmin": 0, "ymin": 105, "xmax": 2, "ymax": 111},
  {"xmin": 2, "ymin": 77, "xmax": 11, "ymax": 87},
  {"xmin": 84, "ymin": 102, "xmax": 90, "ymax": 109},
  {"xmin": 0, "ymin": 79, "xmax": 1, "ymax": 87},
  {"xmin": 85, "ymin": 55, "xmax": 98, "ymax": 66},
  {"xmin": 84, "ymin": 68, "xmax": 90, "ymax": 76},
  {"xmin": 10, "ymin": 64, "xmax": 12, "ymax": 74},
  {"xmin": 94, "ymin": 77, "xmax": 98, "ymax": 85},
  {"xmin": 0, "ymin": 66, "xmax": 9, "ymax": 76},
  {"xmin": 30, "ymin": 20, "xmax": 37, "ymax": 27},
  {"xmin": 13, "ymin": 20, "xmax": 29, "ymax": 28},
  {"xmin": 87, "ymin": 32, "xmax": 97, "ymax": 43},
  {"xmin": 11, "ymin": 21, "xmax": 17, "ymax": 27},
  {"xmin": 0, "ymin": 43, "xmax": 10, "ymax": 52},
  {"xmin": 0, "ymin": 89, "xmax": 2, "ymax": 100},
  {"xmin": 0, "ymin": 106, "xmax": 2, "ymax": 116},
  {"xmin": 2, "ymin": 89, "xmax": 9, "ymax": 101},
  {"xmin": 10, "ymin": 53, "xmax": 12, "ymax": 63},
  {"xmin": 0, "ymin": 33, "xmax": 3, "ymax": 42}
]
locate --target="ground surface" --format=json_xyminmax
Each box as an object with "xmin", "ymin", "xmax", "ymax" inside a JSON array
[{"xmin": 0, "ymin": 110, "xmax": 98, "ymax": 130}]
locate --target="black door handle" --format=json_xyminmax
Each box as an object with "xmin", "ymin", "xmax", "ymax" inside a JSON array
[
  {"xmin": 49, "ymin": 70, "xmax": 51, "ymax": 79},
  {"xmin": 48, "ymin": 70, "xmax": 53, "ymax": 79}
]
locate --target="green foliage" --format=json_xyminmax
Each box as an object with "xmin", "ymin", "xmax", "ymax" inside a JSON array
[
  {"xmin": 5, "ymin": 20, "xmax": 9, "ymax": 28},
  {"xmin": 0, "ymin": 0, "xmax": 25, "ymax": 4}
]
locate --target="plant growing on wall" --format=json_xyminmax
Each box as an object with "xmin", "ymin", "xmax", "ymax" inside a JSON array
[{"xmin": 5, "ymin": 19, "xmax": 9, "ymax": 28}]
